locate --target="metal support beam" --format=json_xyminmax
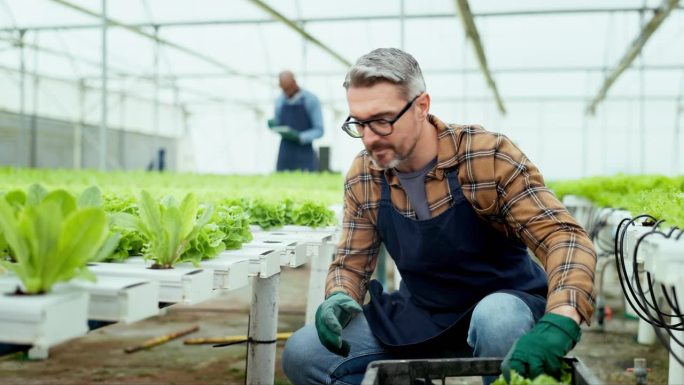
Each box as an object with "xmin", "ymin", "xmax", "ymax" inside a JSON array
[
  {"xmin": 586, "ymin": 0, "xmax": 680, "ymax": 115},
  {"xmin": 454, "ymin": 0, "xmax": 506, "ymax": 114},
  {"xmin": 83, "ymin": 64, "xmax": 684, "ymax": 81},
  {"xmin": 3, "ymin": 7, "xmax": 684, "ymax": 32},
  {"xmin": 49, "ymin": 0, "xmax": 265, "ymax": 82},
  {"xmin": 74, "ymin": 79, "xmax": 85, "ymax": 169},
  {"xmin": 247, "ymin": 0, "xmax": 351, "ymax": 67},
  {"xmin": 100, "ymin": 0, "xmax": 108, "ymax": 170},
  {"xmin": 17, "ymin": 29, "xmax": 28, "ymax": 167}
]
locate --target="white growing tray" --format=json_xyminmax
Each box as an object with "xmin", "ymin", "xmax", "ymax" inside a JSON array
[
  {"xmin": 243, "ymin": 238, "xmax": 308, "ymax": 268},
  {"xmin": 88, "ymin": 262, "xmax": 213, "ymax": 305},
  {"xmin": 220, "ymin": 247, "xmax": 281, "ymax": 278},
  {"xmin": 0, "ymin": 286, "xmax": 89, "ymax": 359},
  {"xmin": 124, "ymin": 256, "xmax": 250, "ymax": 292},
  {"xmin": 69, "ymin": 276, "xmax": 160, "ymax": 323},
  {"xmin": 253, "ymin": 230, "xmax": 336, "ymax": 264}
]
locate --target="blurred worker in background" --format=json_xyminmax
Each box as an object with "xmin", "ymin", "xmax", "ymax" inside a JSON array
[
  {"xmin": 269, "ymin": 70, "xmax": 324, "ymax": 171},
  {"xmin": 282, "ymin": 48, "xmax": 597, "ymax": 385}
]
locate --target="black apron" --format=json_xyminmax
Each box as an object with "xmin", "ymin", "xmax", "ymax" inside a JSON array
[
  {"xmin": 276, "ymin": 98, "xmax": 318, "ymax": 171},
  {"xmin": 363, "ymin": 168, "xmax": 548, "ymax": 349}
]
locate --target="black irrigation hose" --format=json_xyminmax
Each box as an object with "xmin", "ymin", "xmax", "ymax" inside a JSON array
[
  {"xmin": 614, "ymin": 215, "xmax": 661, "ymax": 323},
  {"xmin": 666, "ymin": 226, "xmax": 680, "ymax": 238},
  {"xmin": 658, "ymin": 283, "xmax": 683, "ymax": 329},
  {"xmin": 677, "ymin": 229, "xmax": 684, "ymax": 240},
  {"xmin": 589, "ymin": 208, "xmax": 614, "ymax": 241},
  {"xmin": 632, "ymin": 230, "xmax": 676, "ymax": 318},
  {"xmin": 645, "ymin": 279, "xmax": 684, "ymax": 366},
  {"xmin": 613, "ymin": 214, "xmax": 684, "ymax": 365}
]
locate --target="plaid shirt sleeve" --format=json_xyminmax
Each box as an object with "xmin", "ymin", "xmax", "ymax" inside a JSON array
[
  {"xmin": 460, "ymin": 125, "xmax": 597, "ymax": 323},
  {"xmin": 325, "ymin": 153, "xmax": 383, "ymax": 304}
]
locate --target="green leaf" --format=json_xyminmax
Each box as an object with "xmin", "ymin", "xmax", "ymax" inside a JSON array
[
  {"xmin": 90, "ymin": 232, "xmax": 122, "ymax": 262},
  {"xmin": 109, "ymin": 212, "xmax": 140, "ymax": 231},
  {"xmin": 178, "ymin": 193, "xmax": 199, "ymax": 238},
  {"xmin": 77, "ymin": 186, "xmax": 103, "ymax": 208},
  {"xmin": 49, "ymin": 208, "xmax": 108, "ymax": 286},
  {"xmin": 138, "ymin": 191, "xmax": 163, "ymax": 236},
  {"xmin": 3, "ymin": 190, "xmax": 26, "ymax": 208},
  {"xmin": 0, "ymin": 200, "xmax": 29, "ymax": 273},
  {"xmin": 42, "ymin": 190, "xmax": 77, "ymax": 219},
  {"xmin": 26, "ymin": 184, "xmax": 48, "ymax": 206}
]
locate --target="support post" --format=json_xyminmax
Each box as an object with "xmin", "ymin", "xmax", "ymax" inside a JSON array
[
  {"xmin": 246, "ymin": 273, "xmax": 280, "ymax": 385},
  {"xmin": 305, "ymin": 242, "xmax": 333, "ymax": 324}
]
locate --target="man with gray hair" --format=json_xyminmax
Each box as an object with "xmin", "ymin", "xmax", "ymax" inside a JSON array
[{"xmin": 282, "ymin": 48, "xmax": 596, "ymax": 384}]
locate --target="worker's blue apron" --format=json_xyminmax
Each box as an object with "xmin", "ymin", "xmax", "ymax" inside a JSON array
[
  {"xmin": 364, "ymin": 168, "xmax": 548, "ymax": 349},
  {"xmin": 276, "ymin": 99, "xmax": 318, "ymax": 171}
]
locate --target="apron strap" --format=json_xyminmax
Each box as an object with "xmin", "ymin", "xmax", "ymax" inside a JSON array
[
  {"xmin": 379, "ymin": 172, "xmax": 392, "ymax": 203},
  {"xmin": 444, "ymin": 167, "xmax": 466, "ymax": 202}
]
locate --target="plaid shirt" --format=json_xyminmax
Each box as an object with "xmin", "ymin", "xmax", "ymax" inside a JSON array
[{"xmin": 326, "ymin": 115, "xmax": 597, "ymax": 323}]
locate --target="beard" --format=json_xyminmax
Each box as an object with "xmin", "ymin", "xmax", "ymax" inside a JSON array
[
  {"xmin": 370, "ymin": 155, "xmax": 401, "ymax": 170},
  {"xmin": 368, "ymin": 144, "xmax": 404, "ymax": 170}
]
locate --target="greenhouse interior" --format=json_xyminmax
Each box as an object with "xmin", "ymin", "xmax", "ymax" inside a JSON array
[{"xmin": 0, "ymin": 1, "xmax": 683, "ymax": 384}]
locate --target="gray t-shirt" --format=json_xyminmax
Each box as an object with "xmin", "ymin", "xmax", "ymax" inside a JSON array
[{"xmin": 395, "ymin": 157, "xmax": 438, "ymax": 220}]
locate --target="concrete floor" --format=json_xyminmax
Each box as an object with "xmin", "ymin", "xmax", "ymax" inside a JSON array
[{"xmin": 0, "ymin": 265, "xmax": 673, "ymax": 385}]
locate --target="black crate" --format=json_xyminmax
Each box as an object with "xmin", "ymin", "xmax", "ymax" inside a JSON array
[{"xmin": 362, "ymin": 357, "xmax": 601, "ymax": 385}]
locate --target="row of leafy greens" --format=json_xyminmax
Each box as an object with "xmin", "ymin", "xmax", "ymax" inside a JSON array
[
  {"xmin": 0, "ymin": 183, "xmax": 337, "ymax": 292},
  {"xmin": 548, "ymin": 174, "xmax": 684, "ymax": 228}
]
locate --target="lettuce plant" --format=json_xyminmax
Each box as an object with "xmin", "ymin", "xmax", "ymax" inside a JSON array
[
  {"xmin": 0, "ymin": 188, "xmax": 118, "ymax": 294},
  {"xmin": 212, "ymin": 205, "xmax": 252, "ymax": 250},
  {"xmin": 113, "ymin": 191, "xmax": 213, "ymax": 268},
  {"xmin": 292, "ymin": 201, "xmax": 336, "ymax": 228}
]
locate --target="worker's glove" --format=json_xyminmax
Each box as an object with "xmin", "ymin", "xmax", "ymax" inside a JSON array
[
  {"xmin": 315, "ymin": 292, "xmax": 362, "ymax": 357},
  {"xmin": 279, "ymin": 129, "xmax": 301, "ymax": 142},
  {"xmin": 501, "ymin": 313, "xmax": 581, "ymax": 380}
]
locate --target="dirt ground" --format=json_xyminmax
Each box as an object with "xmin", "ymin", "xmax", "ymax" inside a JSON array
[{"xmin": 0, "ymin": 265, "xmax": 673, "ymax": 385}]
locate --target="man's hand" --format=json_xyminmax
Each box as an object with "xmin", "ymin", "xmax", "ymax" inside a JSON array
[
  {"xmin": 501, "ymin": 313, "xmax": 581, "ymax": 379},
  {"xmin": 279, "ymin": 129, "xmax": 301, "ymax": 142},
  {"xmin": 315, "ymin": 292, "xmax": 362, "ymax": 357}
]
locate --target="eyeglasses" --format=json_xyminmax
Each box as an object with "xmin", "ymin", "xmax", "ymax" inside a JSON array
[{"xmin": 341, "ymin": 94, "xmax": 420, "ymax": 138}]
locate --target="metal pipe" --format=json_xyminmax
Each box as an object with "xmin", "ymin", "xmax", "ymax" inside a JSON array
[
  {"xmin": 0, "ymin": 63, "xmax": 184, "ymax": 111},
  {"xmin": 153, "ymin": 25, "xmax": 160, "ymax": 168},
  {"xmin": 454, "ymin": 0, "xmax": 506, "ymax": 114},
  {"xmin": 675, "ymin": 100, "xmax": 683, "ymax": 175},
  {"xmin": 49, "ymin": 0, "xmax": 265, "ymax": 82},
  {"xmin": 17, "ymin": 29, "xmax": 27, "ymax": 167},
  {"xmin": 100, "ymin": 0, "xmax": 107, "ymax": 170},
  {"xmin": 639, "ymin": 8, "xmax": 646, "ymax": 174},
  {"xmin": 247, "ymin": 0, "xmax": 351, "ymax": 67},
  {"xmin": 3, "ymin": 6, "xmax": 684, "ymax": 32},
  {"xmin": 400, "ymin": 0, "xmax": 405, "ymax": 50},
  {"xmin": 673, "ymin": 71, "xmax": 684, "ymax": 174},
  {"xmin": 30, "ymin": 32, "xmax": 39, "ymax": 168},
  {"xmin": 586, "ymin": 0, "xmax": 680, "ymax": 115},
  {"xmin": 74, "ymin": 79, "xmax": 84, "ymax": 169},
  {"xmin": 72, "ymin": 64, "xmax": 684, "ymax": 81}
]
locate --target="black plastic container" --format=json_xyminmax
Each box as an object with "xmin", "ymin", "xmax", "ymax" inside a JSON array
[{"xmin": 362, "ymin": 357, "xmax": 601, "ymax": 385}]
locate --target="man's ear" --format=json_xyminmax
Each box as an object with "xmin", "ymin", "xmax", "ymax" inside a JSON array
[{"xmin": 417, "ymin": 92, "xmax": 430, "ymax": 119}]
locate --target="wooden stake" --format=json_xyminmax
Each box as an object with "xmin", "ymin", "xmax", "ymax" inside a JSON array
[{"xmin": 124, "ymin": 325, "xmax": 199, "ymax": 353}]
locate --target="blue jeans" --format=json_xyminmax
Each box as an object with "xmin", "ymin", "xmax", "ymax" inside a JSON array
[{"xmin": 282, "ymin": 292, "xmax": 540, "ymax": 385}]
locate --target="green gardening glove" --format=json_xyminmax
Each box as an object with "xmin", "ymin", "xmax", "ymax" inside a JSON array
[
  {"xmin": 315, "ymin": 292, "xmax": 362, "ymax": 357},
  {"xmin": 501, "ymin": 313, "xmax": 581, "ymax": 380},
  {"xmin": 280, "ymin": 129, "xmax": 301, "ymax": 142}
]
